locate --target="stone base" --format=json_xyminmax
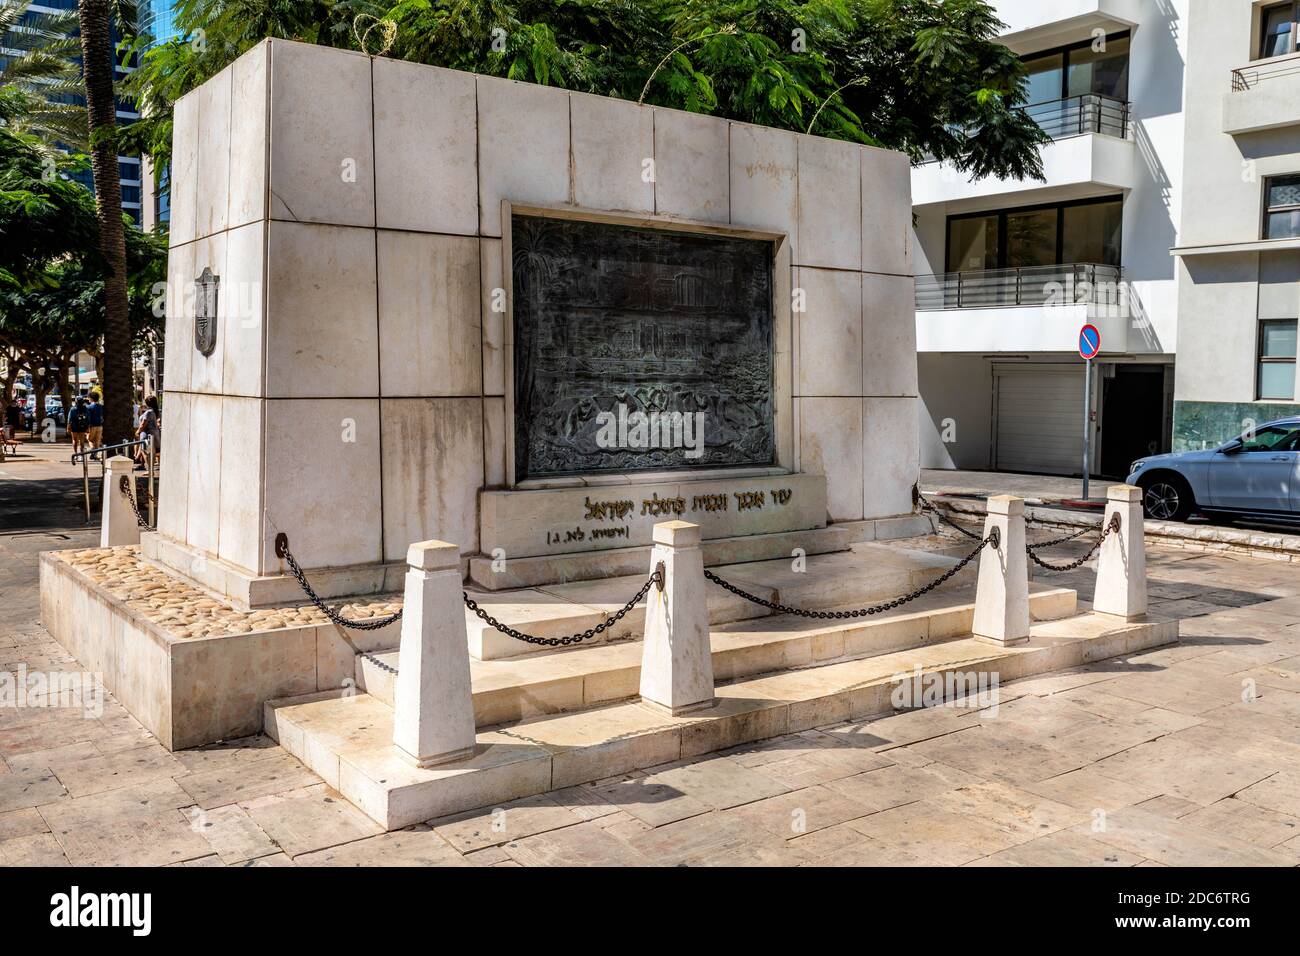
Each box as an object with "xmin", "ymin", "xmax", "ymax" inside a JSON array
[
  {"xmin": 480, "ymin": 472, "xmax": 828, "ymax": 561},
  {"xmin": 467, "ymin": 514, "xmax": 936, "ymax": 591},
  {"xmin": 142, "ymin": 532, "xmax": 412, "ymax": 611},
  {"xmin": 268, "ymin": 611, "xmax": 1180, "ymax": 830},
  {"xmin": 39, "ymin": 547, "xmax": 400, "ymax": 750},
  {"xmin": 640, "ymin": 697, "xmax": 718, "ymax": 718},
  {"xmin": 974, "ymin": 635, "xmax": 1032, "ymax": 648}
]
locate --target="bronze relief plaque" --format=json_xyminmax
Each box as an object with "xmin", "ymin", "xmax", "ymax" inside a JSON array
[{"xmin": 511, "ymin": 214, "xmax": 775, "ymax": 482}]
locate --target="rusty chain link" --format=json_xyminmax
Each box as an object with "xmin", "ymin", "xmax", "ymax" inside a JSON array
[
  {"xmin": 118, "ymin": 475, "xmax": 152, "ymax": 529},
  {"xmin": 703, "ymin": 530, "xmax": 998, "ymax": 620},
  {"xmin": 464, "ymin": 562, "xmax": 665, "ymax": 647},
  {"xmin": 1026, "ymin": 513, "xmax": 1121, "ymax": 572},
  {"xmin": 274, "ymin": 533, "xmax": 403, "ymax": 631}
]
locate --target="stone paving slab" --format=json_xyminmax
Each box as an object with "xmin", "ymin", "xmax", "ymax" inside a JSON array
[{"xmin": 8, "ymin": 520, "xmax": 1300, "ymax": 866}]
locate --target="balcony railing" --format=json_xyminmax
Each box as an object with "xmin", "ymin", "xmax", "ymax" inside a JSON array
[
  {"xmin": 1231, "ymin": 57, "xmax": 1300, "ymax": 91},
  {"xmin": 919, "ymin": 94, "xmax": 1132, "ymax": 163},
  {"xmin": 915, "ymin": 263, "xmax": 1124, "ymax": 310},
  {"xmin": 1021, "ymin": 93, "xmax": 1131, "ymax": 140}
]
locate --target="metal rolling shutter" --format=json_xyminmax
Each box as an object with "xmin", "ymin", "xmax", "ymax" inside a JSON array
[{"xmin": 993, "ymin": 364, "xmax": 1085, "ymax": 476}]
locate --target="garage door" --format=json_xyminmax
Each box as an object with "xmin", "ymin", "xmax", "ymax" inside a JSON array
[{"xmin": 994, "ymin": 364, "xmax": 1086, "ymax": 476}]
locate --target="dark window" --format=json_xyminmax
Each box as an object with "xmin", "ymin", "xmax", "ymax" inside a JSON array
[
  {"xmin": 1260, "ymin": 2, "xmax": 1298, "ymax": 59},
  {"xmin": 1258, "ymin": 320, "xmax": 1298, "ymax": 400},
  {"xmin": 945, "ymin": 197, "xmax": 1123, "ymax": 272},
  {"xmin": 1264, "ymin": 175, "xmax": 1300, "ymax": 239},
  {"xmin": 1240, "ymin": 423, "xmax": 1300, "ymax": 451}
]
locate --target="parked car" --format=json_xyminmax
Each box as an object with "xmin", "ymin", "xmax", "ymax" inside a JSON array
[
  {"xmin": 22, "ymin": 397, "xmax": 65, "ymax": 430},
  {"xmin": 1128, "ymin": 417, "xmax": 1300, "ymax": 522}
]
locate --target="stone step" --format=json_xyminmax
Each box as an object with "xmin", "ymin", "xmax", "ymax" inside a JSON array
[
  {"xmin": 466, "ymin": 515, "xmax": 937, "ymax": 590},
  {"xmin": 357, "ymin": 583, "xmax": 1078, "ymax": 725},
  {"xmin": 267, "ymin": 610, "xmax": 1179, "ymax": 830},
  {"xmin": 459, "ymin": 541, "xmax": 973, "ymax": 661}
]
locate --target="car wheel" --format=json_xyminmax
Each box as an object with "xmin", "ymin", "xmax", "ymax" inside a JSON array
[{"xmin": 1141, "ymin": 477, "xmax": 1193, "ymax": 522}]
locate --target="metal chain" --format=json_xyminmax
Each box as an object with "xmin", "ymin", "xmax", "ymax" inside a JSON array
[
  {"xmin": 119, "ymin": 475, "xmax": 151, "ymax": 529},
  {"xmin": 1027, "ymin": 514, "xmax": 1121, "ymax": 572},
  {"xmin": 703, "ymin": 531, "xmax": 998, "ymax": 621},
  {"xmin": 274, "ymin": 533, "xmax": 403, "ymax": 631},
  {"xmin": 917, "ymin": 492, "xmax": 983, "ymax": 540},
  {"xmin": 464, "ymin": 562, "xmax": 664, "ymax": 647},
  {"xmin": 1026, "ymin": 524, "xmax": 1096, "ymax": 549}
]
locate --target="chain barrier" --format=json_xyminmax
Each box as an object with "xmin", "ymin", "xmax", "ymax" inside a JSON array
[
  {"xmin": 274, "ymin": 533, "xmax": 404, "ymax": 631},
  {"xmin": 118, "ymin": 475, "xmax": 152, "ymax": 529},
  {"xmin": 704, "ymin": 530, "xmax": 999, "ymax": 621},
  {"xmin": 1027, "ymin": 513, "xmax": 1121, "ymax": 572},
  {"xmin": 917, "ymin": 492, "xmax": 983, "ymax": 540},
  {"xmin": 464, "ymin": 562, "xmax": 665, "ymax": 647}
]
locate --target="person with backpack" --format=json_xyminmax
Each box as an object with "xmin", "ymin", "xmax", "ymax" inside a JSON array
[
  {"xmin": 68, "ymin": 397, "xmax": 90, "ymax": 456},
  {"xmin": 85, "ymin": 390, "xmax": 104, "ymax": 448}
]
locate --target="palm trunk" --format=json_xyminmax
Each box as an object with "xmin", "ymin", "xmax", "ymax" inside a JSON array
[{"xmin": 77, "ymin": 0, "xmax": 132, "ymax": 446}]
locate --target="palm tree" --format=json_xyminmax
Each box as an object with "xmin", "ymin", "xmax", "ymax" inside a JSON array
[
  {"xmin": 76, "ymin": 0, "xmax": 131, "ymax": 445},
  {"xmin": 0, "ymin": 0, "xmax": 86, "ymax": 148}
]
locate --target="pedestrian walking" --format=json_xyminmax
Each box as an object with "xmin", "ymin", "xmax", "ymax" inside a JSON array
[
  {"xmin": 85, "ymin": 389, "xmax": 104, "ymax": 448},
  {"xmin": 135, "ymin": 394, "xmax": 161, "ymax": 470},
  {"xmin": 67, "ymin": 397, "xmax": 90, "ymax": 456}
]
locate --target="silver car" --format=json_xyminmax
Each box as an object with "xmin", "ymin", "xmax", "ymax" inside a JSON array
[{"xmin": 1128, "ymin": 417, "xmax": 1300, "ymax": 522}]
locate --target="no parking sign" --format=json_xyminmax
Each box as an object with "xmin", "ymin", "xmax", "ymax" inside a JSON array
[{"xmin": 1079, "ymin": 324, "xmax": 1102, "ymax": 360}]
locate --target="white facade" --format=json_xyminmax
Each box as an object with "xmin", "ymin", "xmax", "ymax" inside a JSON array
[
  {"xmin": 916, "ymin": 0, "xmax": 1187, "ymax": 476},
  {"xmin": 1171, "ymin": 0, "xmax": 1300, "ymax": 449}
]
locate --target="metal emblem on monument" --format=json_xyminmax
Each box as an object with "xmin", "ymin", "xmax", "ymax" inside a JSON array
[{"xmin": 194, "ymin": 267, "xmax": 220, "ymax": 357}]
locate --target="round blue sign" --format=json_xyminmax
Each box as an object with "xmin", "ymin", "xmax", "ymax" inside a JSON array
[{"xmin": 1079, "ymin": 324, "xmax": 1101, "ymax": 360}]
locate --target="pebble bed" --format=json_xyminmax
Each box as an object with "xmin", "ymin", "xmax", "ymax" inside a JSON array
[{"xmin": 59, "ymin": 546, "xmax": 403, "ymax": 639}]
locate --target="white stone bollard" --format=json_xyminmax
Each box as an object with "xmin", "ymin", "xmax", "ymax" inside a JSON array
[
  {"xmin": 392, "ymin": 540, "xmax": 476, "ymax": 767},
  {"xmin": 1093, "ymin": 484, "xmax": 1147, "ymax": 620},
  {"xmin": 101, "ymin": 456, "xmax": 141, "ymax": 548},
  {"xmin": 640, "ymin": 520, "xmax": 715, "ymax": 716},
  {"xmin": 972, "ymin": 495, "xmax": 1030, "ymax": 647}
]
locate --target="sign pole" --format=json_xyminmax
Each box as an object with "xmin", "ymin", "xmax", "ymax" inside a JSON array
[
  {"xmin": 1082, "ymin": 355, "xmax": 1091, "ymax": 502},
  {"xmin": 1077, "ymin": 324, "xmax": 1101, "ymax": 501}
]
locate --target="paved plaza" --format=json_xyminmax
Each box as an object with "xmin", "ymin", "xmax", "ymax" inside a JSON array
[{"xmin": 5, "ymin": 498, "xmax": 1300, "ymax": 865}]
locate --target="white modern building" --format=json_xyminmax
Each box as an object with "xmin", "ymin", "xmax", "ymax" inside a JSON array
[
  {"xmin": 918, "ymin": 0, "xmax": 1300, "ymax": 476},
  {"xmin": 916, "ymin": 0, "xmax": 1187, "ymax": 477},
  {"xmin": 1172, "ymin": 0, "xmax": 1300, "ymax": 449}
]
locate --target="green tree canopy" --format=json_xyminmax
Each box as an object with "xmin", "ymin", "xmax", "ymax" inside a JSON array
[{"xmin": 122, "ymin": 0, "xmax": 1047, "ymax": 185}]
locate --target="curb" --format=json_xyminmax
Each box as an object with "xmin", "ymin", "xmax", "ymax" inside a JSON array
[{"xmin": 925, "ymin": 492, "xmax": 1300, "ymax": 563}]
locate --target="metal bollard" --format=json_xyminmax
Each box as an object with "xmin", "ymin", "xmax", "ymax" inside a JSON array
[{"xmin": 640, "ymin": 520, "xmax": 715, "ymax": 716}]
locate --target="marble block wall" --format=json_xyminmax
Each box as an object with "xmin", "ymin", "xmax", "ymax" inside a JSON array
[{"xmin": 159, "ymin": 38, "xmax": 919, "ymax": 578}]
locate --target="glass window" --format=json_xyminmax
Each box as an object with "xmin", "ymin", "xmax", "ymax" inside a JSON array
[
  {"xmin": 1067, "ymin": 34, "xmax": 1130, "ymax": 100},
  {"xmin": 1240, "ymin": 424, "xmax": 1300, "ymax": 451},
  {"xmin": 1265, "ymin": 175, "xmax": 1300, "ymax": 239},
  {"xmin": 1005, "ymin": 208, "xmax": 1058, "ymax": 268},
  {"xmin": 1259, "ymin": 320, "xmax": 1298, "ymax": 400},
  {"xmin": 1260, "ymin": 3, "xmax": 1298, "ymax": 59},
  {"xmin": 1022, "ymin": 52, "xmax": 1065, "ymax": 104},
  {"xmin": 946, "ymin": 215, "xmax": 998, "ymax": 272},
  {"xmin": 1062, "ymin": 200, "xmax": 1123, "ymax": 266}
]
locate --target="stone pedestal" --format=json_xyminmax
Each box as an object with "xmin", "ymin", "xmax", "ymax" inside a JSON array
[
  {"xmin": 1093, "ymin": 484, "xmax": 1147, "ymax": 620},
  {"xmin": 101, "ymin": 456, "xmax": 141, "ymax": 548},
  {"xmin": 392, "ymin": 540, "xmax": 476, "ymax": 767},
  {"xmin": 972, "ymin": 495, "xmax": 1030, "ymax": 647},
  {"xmin": 639, "ymin": 521, "xmax": 715, "ymax": 715}
]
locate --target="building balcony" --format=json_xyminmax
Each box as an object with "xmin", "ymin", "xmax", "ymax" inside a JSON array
[
  {"xmin": 1224, "ymin": 54, "xmax": 1300, "ymax": 135},
  {"xmin": 994, "ymin": 0, "xmax": 1143, "ymax": 54},
  {"xmin": 913, "ymin": 96, "xmax": 1134, "ymax": 208},
  {"xmin": 914, "ymin": 263, "xmax": 1138, "ymax": 354}
]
